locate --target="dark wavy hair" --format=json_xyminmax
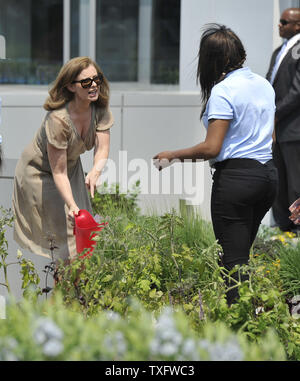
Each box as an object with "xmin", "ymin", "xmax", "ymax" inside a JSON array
[{"xmin": 197, "ymin": 24, "xmax": 247, "ymax": 116}]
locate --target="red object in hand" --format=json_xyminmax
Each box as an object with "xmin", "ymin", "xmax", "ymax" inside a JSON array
[{"xmin": 74, "ymin": 209, "xmax": 107, "ymax": 258}]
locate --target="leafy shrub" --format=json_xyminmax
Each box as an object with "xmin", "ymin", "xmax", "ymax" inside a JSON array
[
  {"xmin": 55, "ymin": 209, "xmax": 223, "ymax": 319},
  {"xmin": 1, "ymin": 184, "xmax": 300, "ymax": 361},
  {"xmin": 91, "ymin": 181, "xmax": 141, "ymax": 219},
  {"xmin": 0, "ymin": 294, "xmax": 286, "ymax": 361},
  {"xmin": 0, "ymin": 207, "xmax": 41, "ymax": 297},
  {"xmin": 278, "ymin": 241, "xmax": 300, "ymax": 297}
]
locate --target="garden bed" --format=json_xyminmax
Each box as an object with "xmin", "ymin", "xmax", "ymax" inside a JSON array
[{"xmin": 1, "ymin": 184, "xmax": 300, "ymax": 360}]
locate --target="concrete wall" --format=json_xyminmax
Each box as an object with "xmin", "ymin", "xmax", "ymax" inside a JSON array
[
  {"xmin": 0, "ymin": 87, "xmax": 211, "ymax": 213},
  {"xmin": 180, "ymin": 0, "xmax": 276, "ymax": 91}
]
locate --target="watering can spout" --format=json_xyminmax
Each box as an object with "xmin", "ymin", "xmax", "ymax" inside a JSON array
[{"xmin": 74, "ymin": 209, "xmax": 106, "ymax": 258}]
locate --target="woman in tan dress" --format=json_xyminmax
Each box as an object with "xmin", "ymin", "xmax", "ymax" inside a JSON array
[{"xmin": 12, "ymin": 57, "xmax": 114, "ymax": 262}]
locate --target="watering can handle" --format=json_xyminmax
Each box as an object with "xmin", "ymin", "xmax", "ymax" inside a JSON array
[{"xmin": 73, "ymin": 211, "xmax": 76, "ymax": 235}]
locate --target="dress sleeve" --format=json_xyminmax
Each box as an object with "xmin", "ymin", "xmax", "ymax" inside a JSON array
[
  {"xmin": 95, "ymin": 106, "xmax": 114, "ymax": 132},
  {"xmin": 207, "ymin": 86, "xmax": 234, "ymax": 121},
  {"xmin": 44, "ymin": 112, "xmax": 71, "ymax": 149}
]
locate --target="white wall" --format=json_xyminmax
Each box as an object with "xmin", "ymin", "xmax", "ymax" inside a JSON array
[
  {"xmin": 0, "ymin": 88, "xmax": 212, "ymax": 299},
  {"xmin": 1, "ymin": 87, "xmax": 212, "ymax": 214},
  {"xmin": 180, "ymin": 0, "xmax": 276, "ymax": 91}
]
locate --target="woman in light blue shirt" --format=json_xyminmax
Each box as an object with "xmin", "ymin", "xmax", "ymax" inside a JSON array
[{"xmin": 153, "ymin": 24, "xmax": 278, "ymax": 306}]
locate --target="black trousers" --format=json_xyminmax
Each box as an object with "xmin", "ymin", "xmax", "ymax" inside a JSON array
[
  {"xmin": 272, "ymin": 141, "xmax": 300, "ymax": 232},
  {"xmin": 211, "ymin": 159, "xmax": 278, "ymax": 305}
]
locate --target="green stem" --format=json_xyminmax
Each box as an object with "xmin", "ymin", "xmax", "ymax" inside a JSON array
[{"xmin": 3, "ymin": 264, "xmax": 11, "ymax": 293}]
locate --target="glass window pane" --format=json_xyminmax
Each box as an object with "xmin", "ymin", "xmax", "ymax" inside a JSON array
[
  {"xmin": 96, "ymin": 0, "xmax": 139, "ymax": 82},
  {"xmin": 0, "ymin": 0, "xmax": 63, "ymax": 85},
  {"xmin": 151, "ymin": 0, "xmax": 180, "ymax": 84},
  {"xmin": 71, "ymin": 0, "xmax": 79, "ymax": 58}
]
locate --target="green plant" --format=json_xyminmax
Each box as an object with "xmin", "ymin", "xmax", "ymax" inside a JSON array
[
  {"xmin": 199, "ymin": 249, "xmax": 300, "ymax": 360},
  {"xmin": 55, "ymin": 207, "xmax": 222, "ymax": 319},
  {"xmin": 0, "ymin": 207, "xmax": 14, "ymax": 292},
  {"xmin": 0, "ymin": 293, "xmax": 286, "ymax": 361},
  {"xmin": 278, "ymin": 241, "xmax": 300, "ymax": 297},
  {"xmin": 91, "ymin": 181, "xmax": 141, "ymax": 219},
  {"xmin": 0, "ymin": 207, "xmax": 41, "ymax": 299}
]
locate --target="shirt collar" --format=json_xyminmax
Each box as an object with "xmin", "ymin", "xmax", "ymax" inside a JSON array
[
  {"xmin": 285, "ymin": 33, "xmax": 300, "ymax": 50},
  {"xmin": 225, "ymin": 67, "xmax": 250, "ymax": 79}
]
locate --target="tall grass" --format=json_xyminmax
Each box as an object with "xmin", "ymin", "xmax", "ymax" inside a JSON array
[
  {"xmin": 279, "ymin": 242, "xmax": 300, "ymax": 297},
  {"xmin": 175, "ymin": 213, "xmax": 216, "ymax": 250}
]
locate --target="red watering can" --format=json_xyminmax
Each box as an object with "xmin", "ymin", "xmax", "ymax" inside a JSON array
[{"xmin": 74, "ymin": 209, "xmax": 107, "ymax": 258}]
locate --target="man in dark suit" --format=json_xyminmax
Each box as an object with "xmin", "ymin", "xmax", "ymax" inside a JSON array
[{"xmin": 266, "ymin": 8, "xmax": 300, "ymax": 233}]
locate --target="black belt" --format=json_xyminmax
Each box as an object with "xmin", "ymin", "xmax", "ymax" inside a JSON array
[{"xmin": 214, "ymin": 158, "xmax": 273, "ymax": 170}]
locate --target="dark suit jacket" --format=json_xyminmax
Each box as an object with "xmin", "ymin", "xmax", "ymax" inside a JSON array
[{"xmin": 266, "ymin": 39, "xmax": 300, "ymax": 142}]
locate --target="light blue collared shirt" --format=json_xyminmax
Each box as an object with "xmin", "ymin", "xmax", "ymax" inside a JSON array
[{"xmin": 202, "ymin": 67, "xmax": 276, "ymax": 166}]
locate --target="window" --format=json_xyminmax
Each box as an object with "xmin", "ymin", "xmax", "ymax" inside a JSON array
[
  {"xmin": 96, "ymin": 0, "xmax": 139, "ymax": 82},
  {"xmin": 0, "ymin": 0, "xmax": 181, "ymax": 86},
  {"xmin": 0, "ymin": 0, "xmax": 63, "ymax": 85},
  {"xmin": 71, "ymin": 0, "xmax": 80, "ymax": 58},
  {"xmin": 95, "ymin": 0, "xmax": 180, "ymax": 85},
  {"xmin": 151, "ymin": 0, "xmax": 181, "ymax": 84}
]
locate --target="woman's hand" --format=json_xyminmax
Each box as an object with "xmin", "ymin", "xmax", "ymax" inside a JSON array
[
  {"xmin": 153, "ymin": 151, "xmax": 175, "ymax": 171},
  {"xmin": 85, "ymin": 169, "xmax": 101, "ymax": 198},
  {"xmin": 152, "ymin": 119, "xmax": 230, "ymax": 170},
  {"xmin": 289, "ymin": 198, "xmax": 300, "ymax": 225},
  {"xmin": 68, "ymin": 204, "xmax": 80, "ymax": 226}
]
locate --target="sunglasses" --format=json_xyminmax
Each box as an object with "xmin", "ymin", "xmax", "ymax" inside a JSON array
[
  {"xmin": 279, "ymin": 19, "xmax": 298, "ymax": 26},
  {"xmin": 72, "ymin": 74, "xmax": 103, "ymax": 89}
]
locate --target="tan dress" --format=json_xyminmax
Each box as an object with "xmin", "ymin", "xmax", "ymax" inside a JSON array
[{"xmin": 12, "ymin": 103, "xmax": 114, "ymax": 261}]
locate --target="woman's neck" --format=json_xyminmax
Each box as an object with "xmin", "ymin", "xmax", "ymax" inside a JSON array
[{"xmin": 68, "ymin": 97, "xmax": 91, "ymax": 115}]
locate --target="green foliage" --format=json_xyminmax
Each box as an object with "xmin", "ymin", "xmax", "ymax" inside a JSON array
[
  {"xmin": 54, "ymin": 186, "xmax": 300, "ymax": 360},
  {"xmin": 0, "ymin": 207, "xmax": 41, "ymax": 299},
  {"xmin": 1, "ymin": 184, "xmax": 300, "ymax": 360},
  {"xmin": 56, "ymin": 209, "xmax": 222, "ymax": 319},
  {"xmin": 91, "ymin": 181, "xmax": 141, "ymax": 219},
  {"xmin": 0, "ymin": 294, "xmax": 286, "ymax": 361},
  {"xmin": 0, "ymin": 207, "xmax": 14, "ymax": 292},
  {"xmin": 278, "ymin": 241, "xmax": 300, "ymax": 297}
]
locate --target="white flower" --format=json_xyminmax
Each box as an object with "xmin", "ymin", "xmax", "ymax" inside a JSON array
[
  {"xmin": 177, "ymin": 338, "xmax": 202, "ymax": 361},
  {"xmin": 34, "ymin": 317, "xmax": 63, "ymax": 342},
  {"xmin": 33, "ymin": 329, "xmax": 47, "ymax": 345},
  {"xmin": 103, "ymin": 331, "xmax": 127, "ymax": 357},
  {"xmin": 150, "ymin": 307, "xmax": 183, "ymax": 358},
  {"xmin": 0, "ymin": 338, "xmax": 18, "ymax": 361},
  {"xmin": 181, "ymin": 338, "xmax": 197, "ymax": 358},
  {"xmin": 160, "ymin": 342, "xmax": 177, "ymax": 356},
  {"xmin": 149, "ymin": 338, "xmax": 160, "ymax": 354},
  {"xmin": 199, "ymin": 338, "xmax": 243, "ymax": 361},
  {"xmin": 160, "ymin": 327, "xmax": 176, "ymax": 341},
  {"xmin": 33, "ymin": 317, "xmax": 64, "ymax": 358},
  {"xmin": 43, "ymin": 339, "xmax": 64, "ymax": 357},
  {"xmin": 105, "ymin": 310, "xmax": 121, "ymax": 322}
]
